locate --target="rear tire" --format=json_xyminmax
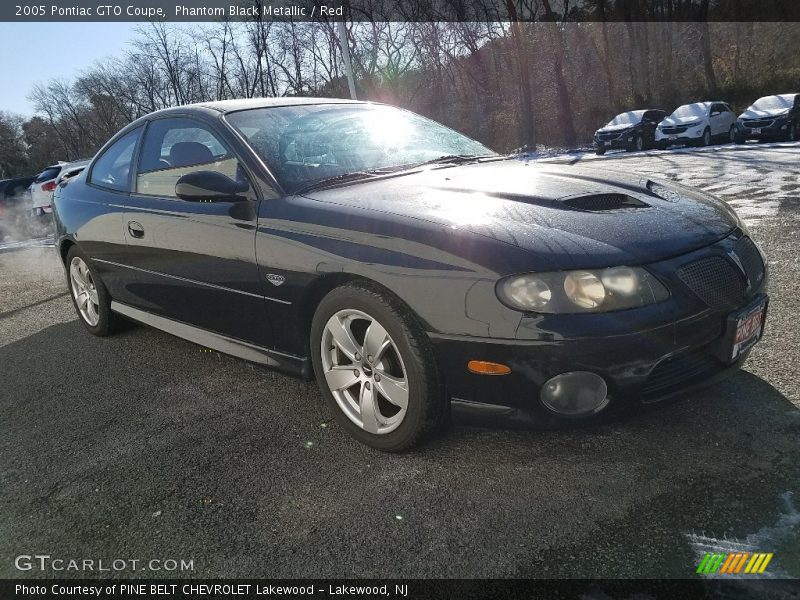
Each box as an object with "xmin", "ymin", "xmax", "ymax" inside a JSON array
[
  {"xmin": 65, "ymin": 246, "xmax": 123, "ymax": 337},
  {"xmin": 310, "ymin": 281, "xmax": 445, "ymax": 451}
]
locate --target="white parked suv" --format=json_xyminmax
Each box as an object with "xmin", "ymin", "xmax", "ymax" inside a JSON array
[
  {"xmin": 28, "ymin": 160, "xmax": 89, "ymax": 216},
  {"xmin": 655, "ymin": 102, "xmax": 737, "ymax": 148}
]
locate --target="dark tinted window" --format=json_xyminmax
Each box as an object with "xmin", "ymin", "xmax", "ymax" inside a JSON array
[
  {"xmin": 138, "ymin": 118, "xmax": 230, "ymax": 174},
  {"xmin": 135, "ymin": 117, "xmax": 245, "ymax": 198},
  {"xmin": 34, "ymin": 167, "xmax": 61, "ymax": 183},
  {"xmin": 89, "ymin": 128, "xmax": 141, "ymax": 192}
]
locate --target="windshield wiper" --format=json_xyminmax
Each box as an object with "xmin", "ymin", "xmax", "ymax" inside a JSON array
[
  {"xmin": 412, "ymin": 154, "xmax": 495, "ymax": 168},
  {"xmin": 293, "ymin": 168, "xmax": 397, "ymax": 195}
]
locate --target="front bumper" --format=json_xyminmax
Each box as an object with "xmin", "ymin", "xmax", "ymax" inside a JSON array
[
  {"xmin": 738, "ymin": 120, "xmax": 791, "ymax": 140},
  {"xmin": 655, "ymin": 127, "xmax": 705, "ymax": 145},
  {"xmin": 594, "ymin": 134, "xmax": 634, "ymax": 150},
  {"xmin": 429, "ymin": 233, "xmax": 768, "ymax": 423}
]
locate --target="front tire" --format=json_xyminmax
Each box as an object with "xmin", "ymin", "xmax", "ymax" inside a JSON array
[
  {"xmin": 66, "ymin": 246, "xmax": 122, "ymax": 336},
  {"xmin": 595, "ymin": 145, "xmax": 606, "ymax": 156},
  {"xmin": 310, "ymin": 281, "xmax": 445, "ymax": 451},
  {"xmin": 788, "ymin": 122, "xmax": 799, "ymax": 142},
  {"xmin": 701, "ymin": 127, "xmax": 712, "ymax": 147}
]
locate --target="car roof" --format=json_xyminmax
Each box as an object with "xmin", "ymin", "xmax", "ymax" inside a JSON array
[
  {"xmin": 145, "ymin": 97, "xmax": 368, "ymax": 119},
  {"xmin": 61, "ymin": 159, "xmax": 90, "ymax": 169}
]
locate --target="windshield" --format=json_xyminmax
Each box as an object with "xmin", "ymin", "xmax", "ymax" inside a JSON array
[
  {"xmin": 226, "ymin": 104, "xmax": 495, "ymax": 194},
  {"xmin": 671, "ymin": 103, "xmax": 709, "ymax": 119},
  {"xmin": 749, "ymin": 95, "xmax": 793, "ymax": 112},
  {"xmin": 606, "ymin": 111, "xmax": 645, "ymax": 127}
]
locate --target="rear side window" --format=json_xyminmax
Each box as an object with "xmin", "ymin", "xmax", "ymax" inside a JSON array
[
  {"xmin": 34, "ymin": 167, "xmax": 61, "ymax": 183},
  {"xmin": 89, "ymin": 128, "xmax": 142, "ymax": 192}
]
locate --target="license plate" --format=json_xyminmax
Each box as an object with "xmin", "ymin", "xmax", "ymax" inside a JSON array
[
  {"xmin": 669, "ymin": 135, "xmax": 677, "ymax": 140},
  {"xmin": 751, "ymin": 128, "xmax": 761, "ymax": 134},
  {"xmin": 730, "ymin": 299, "xmax": 767, "ymax": 360}
]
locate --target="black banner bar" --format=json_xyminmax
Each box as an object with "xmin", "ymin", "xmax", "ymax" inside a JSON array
[
  {"xmin": 3, "ymin": 0, "xmax": 800, "ymax": 22},
  {"xmin": 3, "ymin": 579, "xmax": 800, "ymax": 600}
]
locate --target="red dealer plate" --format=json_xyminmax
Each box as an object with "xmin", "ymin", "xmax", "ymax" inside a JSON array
[{"xmin": 730, "ymin": 298, "xmax": 767, "ymax": 361}]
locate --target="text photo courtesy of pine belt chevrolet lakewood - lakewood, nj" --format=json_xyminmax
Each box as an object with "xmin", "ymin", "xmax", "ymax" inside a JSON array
[{"xmin": 1, "ymin": 1, "xmax": 799, "ymax": 598}]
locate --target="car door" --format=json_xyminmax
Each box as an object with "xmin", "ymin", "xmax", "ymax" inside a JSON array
[
  {"xmin": 710, "ymin": 103, "xmax": 728, "ymax": 136},
  {"xmin": 119, "ymin": 116, "xmax": 272, "ymax": 347},
  {"xmin": 642, "ymin": 111, "xmax": 660, "ymax": 142},
  {"xmin": 721, "ymin": 103, "xmax": 736, "ymax": 132},
  {"xmin": 80, "ymin": 126, "xmax": 144, "ymax": 297},
  {"xmin": 708, "ymin": 104, "xmax": 720, "ymax": 135}
]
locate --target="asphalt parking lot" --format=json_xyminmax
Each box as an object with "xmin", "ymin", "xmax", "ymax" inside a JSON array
[{"xmin": 1, "ymin": 142, "xmax": 799, "ymax": 580}]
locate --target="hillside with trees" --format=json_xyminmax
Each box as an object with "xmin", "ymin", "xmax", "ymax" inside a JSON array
[{"xmin": 2, "ymin": 2, "xmax": 799, "ymax": 177}]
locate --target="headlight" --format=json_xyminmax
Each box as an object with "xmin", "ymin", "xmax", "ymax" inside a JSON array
[
  {"xmin": 684, "ymin": 120, "xmax": 702, "ymax": 128},
  {"xmin": 497, "ymin": 267, "xmax": 669, "ymax": 313}
]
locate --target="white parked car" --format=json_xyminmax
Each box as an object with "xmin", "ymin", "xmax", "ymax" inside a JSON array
[
  {"xmin": 55, "ymin": 160, "xmax": 90, "ymax": 186},
  {"xmin": 28, "ymin": 160, "xmax": 89, "ymax": 216},
  {"xmin": 655, "ymin": 102, "xmax": 737, "ymax": 148}
]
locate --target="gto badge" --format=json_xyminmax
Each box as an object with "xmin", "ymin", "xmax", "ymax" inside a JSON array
[{"xmin": 266, "ymin": 274, "xmax": 285, "ymax": 286}]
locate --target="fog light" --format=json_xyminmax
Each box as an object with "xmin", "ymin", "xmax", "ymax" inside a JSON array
[{"xmin": 540, "ymin": 372, "xmax": 609, "ymax": 416}]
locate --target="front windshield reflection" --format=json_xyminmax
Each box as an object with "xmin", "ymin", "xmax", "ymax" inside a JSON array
[{"xmin": 227, "ymin": 104, "xmax": 495, "ymax": 194}]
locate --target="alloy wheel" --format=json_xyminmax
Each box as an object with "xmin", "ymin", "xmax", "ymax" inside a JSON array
[
  {"xmin": 703, "ymin": 129, "xmax": 711, "ymax": 146},
  {"xmin": 320, "ymin": 309, "xmax": 409, "ymax": 435},
  {"xmin": 69, "ymin": 256, "xmax": 100, "ymax": 326},
  {"xmin": 636, "ymin": 135, "xmax": 644, "ymax": 151}
]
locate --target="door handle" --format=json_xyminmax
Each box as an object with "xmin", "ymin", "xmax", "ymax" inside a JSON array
[{"xmin": 127, "ymin": 220, "xmax": 145, "ymax": 238}]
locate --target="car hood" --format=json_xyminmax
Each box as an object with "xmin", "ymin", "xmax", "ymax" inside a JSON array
[
  {"xmin": 659, "ymin": 115, "xmax": 706, "ymax": 126},
  {"xmin": 596, "ymin": 123, "xmax": 637, "ymax": 133},
  {"xmin": 304, "ymin": 160, "xmax": 738, "ymax": 271},
  {"xmin": 739, "ymin": 108, "xmax": 790, "ymax": 120}
]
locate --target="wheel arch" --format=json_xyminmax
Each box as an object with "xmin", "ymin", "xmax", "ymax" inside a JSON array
[
  {"xmin": 59, "ymin": 238, "xmax": 77, "ymax": 266},
  {"xmin": 297, "ymin": 272, "xmax": 431, "ymax": 353}
]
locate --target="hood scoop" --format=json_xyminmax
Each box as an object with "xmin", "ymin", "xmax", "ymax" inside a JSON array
[{"xmin": 562, "ymin": 193, "xmax": 649, "ymax": 212}]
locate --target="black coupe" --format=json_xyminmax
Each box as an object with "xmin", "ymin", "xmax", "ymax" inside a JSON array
[{"xmin": 54, "ymin": 99, "xmax": 768, "ymax": 451}]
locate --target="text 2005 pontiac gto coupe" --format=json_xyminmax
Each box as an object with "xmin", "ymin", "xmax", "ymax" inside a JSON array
[{"xmin": 54, "ymin": 98, "xmax": 768, "ymax": 450}]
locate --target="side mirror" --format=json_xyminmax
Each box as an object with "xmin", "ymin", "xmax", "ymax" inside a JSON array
[
  {"xmin": 175, "ymin": 170, "xmax": 249, "ymax": 202},
  {"xmin": 710, "ymin": 111, "xmax": 720, "ymax": 117}
]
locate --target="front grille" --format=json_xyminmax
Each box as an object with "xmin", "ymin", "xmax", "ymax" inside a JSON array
[
  {"xmin": 562, "ymin": 194, "xmax": 648, "ymax": 212},
  {"xmin": 598, "ymin": 132, "xmax": 621, "ymax": 141},
  {"xmin": 743, "ymin": 119, "xmax": 773, "ymax": 128},
  {"xmin": 676, "ymin": 256, "xmax": 746, "ymax": 311},
  {"xmin": 735, "ymin": 236, "xmax": 765, "ymax": 290},
  {"xmin": 661, "ymin": 125, "xmax": 688, "ymax": 134},
  {"xmin": 642, "ymin": 350, "xmax": 722, "ymax": 401}
]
